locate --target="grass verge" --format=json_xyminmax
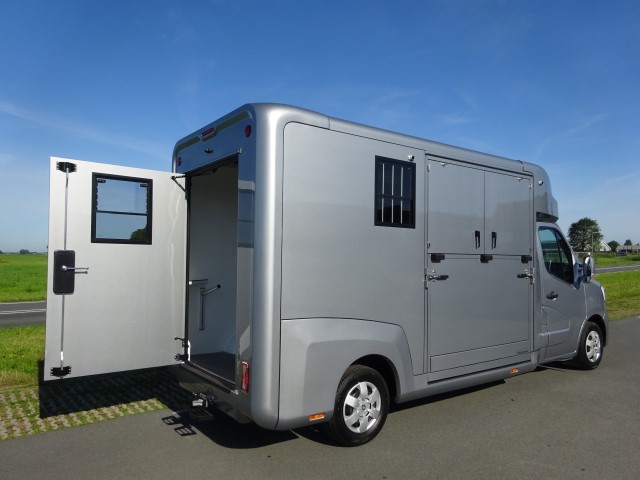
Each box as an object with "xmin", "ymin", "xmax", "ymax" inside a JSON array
[
  {"xmin": 0, "ymin": 324, "xmax": 44, "ymax": 388},
  {"xmin": 0, "ymin": 254, "xmax": 47, "ymax": 302},
  {"xmin": 596, "ymin": 270, "xmax": 640, "ymax": 320},
  {"xmin": 594, "ymin": 253, "xmax": 640, "ymax": 267}
]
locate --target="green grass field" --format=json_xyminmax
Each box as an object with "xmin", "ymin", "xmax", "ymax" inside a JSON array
[
  {"xmin": 594, "ymin": 253, "xmax": 640, "ymax": 267},
  {"xmin": 0, "ymin": 254, "xmax": 47, "ymax": 302},
  {"xmin": 0, "ymin": 324, "xmax": 44, "ymax": 388},
  {"xmin": 596, "ymin": 270, "xmax": 640, "ymax": 321}
]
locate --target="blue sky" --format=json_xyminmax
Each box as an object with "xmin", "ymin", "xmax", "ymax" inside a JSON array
[{"xmin": 1, "ymin": 0, "xmax": 638, "ymax": 252}]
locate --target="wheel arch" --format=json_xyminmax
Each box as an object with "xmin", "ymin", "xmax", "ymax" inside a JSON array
[
  {"xmin": 585, "ymin": 314, "xmax": 607, "ymax": 346},
  {"xmin": 351, "ymin": 354, "xmax": 399, "ymax": 403}
]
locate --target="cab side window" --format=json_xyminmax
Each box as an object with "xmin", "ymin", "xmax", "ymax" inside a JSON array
[{"xmin": 538, "ymin": 227, "xmax": 574, "ymax": 284}]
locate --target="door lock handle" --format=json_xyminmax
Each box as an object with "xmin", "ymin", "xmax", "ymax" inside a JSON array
[
  {"xmin": 546, "ymin": 291, "xmax": 559, "ymax": 300},
  {"xmin": 428, "ymin": 273, "xmax": 449, "ymax": 281},
  {"xmin": 61, "ymin": 265, "xmax": 89, "ymax": 274}
]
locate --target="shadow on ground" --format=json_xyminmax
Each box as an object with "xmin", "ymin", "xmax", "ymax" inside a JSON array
[
  {"xmin": 38, "ymin": 366, "xmax": 192, "ymax": 418},
  {"xmin": 160, "ymin": 409, "xmax": 299, "ymax": 449}
]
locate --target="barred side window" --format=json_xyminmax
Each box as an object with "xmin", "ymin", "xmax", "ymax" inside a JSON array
[{"xmin": 374, "ymin": 156, "xmax": 415, "ymax": 228}]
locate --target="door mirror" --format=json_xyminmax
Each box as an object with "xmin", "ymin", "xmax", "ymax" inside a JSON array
[{"xmin": 581, "ymin": 255, "xmax": 594, "ymax": 283}]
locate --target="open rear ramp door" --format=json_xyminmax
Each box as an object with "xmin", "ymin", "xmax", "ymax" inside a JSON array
[{"xmin": 44, "ymin": 157, "xmax": 187, "ymax": 380}]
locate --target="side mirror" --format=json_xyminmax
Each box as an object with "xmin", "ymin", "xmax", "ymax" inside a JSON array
[{"xmin": 582, "ymin": 255, "xmax": 594, "ymax": 283}]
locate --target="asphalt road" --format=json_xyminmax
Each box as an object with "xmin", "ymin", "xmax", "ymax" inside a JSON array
[
  {"xmin": 597, "ymin": 264, "xmax": 640, "ymax": 274},
  {"xmin": 1, "ymin": 317, "xmax": 639, "ymax": 480},
  {"xmin": 0, "ymin": 301, "xmax": 45, "ymax": 327}
]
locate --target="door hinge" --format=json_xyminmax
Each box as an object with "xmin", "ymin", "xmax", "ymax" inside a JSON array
[
  {"xmin": 174, "ymin": 337, "xmax": 190, "ymax": 362},
  {"xmin": 56, "ymin": 162, "xmax": 77, "ymax": 173},
  {"xmin": 50, "ymin": 366, "xmax": 72, "ymax": 377}
]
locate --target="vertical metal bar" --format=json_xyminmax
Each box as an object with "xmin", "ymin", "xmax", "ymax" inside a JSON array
[
  {"xmin": 60, "ymin": 165, "xmax": 71, "ymax": 370},
  {"xmin": 400, "ymin": 166, "xmax": 404, "ymax": 224},
  {"xmin": 199, "ymin": 288, "xmax": 205, "ymax": 330}
]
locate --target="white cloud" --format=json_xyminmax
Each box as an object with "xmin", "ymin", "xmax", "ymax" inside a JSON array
[
  {"xmin": 0, "ymin": 99, "xmax": 166, "ymax": 160},
  {"xmin": 534, "ymin": 113, "xmax": 608, "ymax": 158}
]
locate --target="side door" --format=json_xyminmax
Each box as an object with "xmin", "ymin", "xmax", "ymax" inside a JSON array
[
  {"xmin": 44, "ymin": 157, "xmax": 187, "ymax": 380},
  {"xmin": 426, "ymin": 159, "xmax": 532, "ymax": 379},
  {"xmin": 537, "ymin": 225, "xmax": 586, "ymax": 359}
]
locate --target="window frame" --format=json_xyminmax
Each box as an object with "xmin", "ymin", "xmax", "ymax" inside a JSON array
[
  {"xmin": 374, "ymin": 155, "xmax": 416, "ymax": 229},
  {"xmin": 538, "ymin": 226, "xmax": 574, "ymax": 284},
  {"xmin": 91, "ymin": 173, "xmax": 153, "ymax": 245}
]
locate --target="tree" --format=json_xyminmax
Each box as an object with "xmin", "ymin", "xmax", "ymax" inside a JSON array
[
  {"xmin": 567, "ymin": 217, "xmax": 602, "ymax": 252},
  {"xmin": 19, "ymin": 249, "xmax": 30, "ymax": 255},
  {"xmin": 130, "ymin": 227, "xmax": 147, "ymax": 242},
  {"xmin": 608, "ymin": 240, "xmax": 620, "ymax": 252},
  {"xmin": 624, "ymin": 239, "xmax": 633, "ymax": 246}
]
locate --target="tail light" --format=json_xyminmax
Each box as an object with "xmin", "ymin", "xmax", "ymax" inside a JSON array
[{"xmin": 241, "ymin": 361, "xmax": 250, "ymax": 393}]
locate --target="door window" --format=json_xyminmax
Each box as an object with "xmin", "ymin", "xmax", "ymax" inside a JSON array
[
  {"xmin": 91, "ymin": 174, "xmax": 153, "ymax": 244},
  {"xmin": 538, "ymin": 227, "xmax": 573, "ymax": 284}
]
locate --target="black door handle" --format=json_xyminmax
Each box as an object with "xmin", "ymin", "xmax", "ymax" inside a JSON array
[
  {"xmin": 475, "ymin": 230, "xmax": 481, "ymax": 249},
  {"xmin": 427, "ymin": 273, "xmax": 449, "ymax": 281},
  {"xmin": 546, "ymin": 291, "xmax": 559, "ymax": 300}
]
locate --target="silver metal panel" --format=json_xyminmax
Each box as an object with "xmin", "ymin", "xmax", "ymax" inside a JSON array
[
  {"xmin": 278, "ymin": 318, "xmax": 413, "ymax": 429},
  {"xmin": 427, "ymin": 160, "xmax": 484, "ymax": 254},
  {"xmin": 484, "ymin": 172, "xmax": 532, "ymax": 256},
  {"xmin": 428, "ymin": 349, "xmax": 530, "ymax": 382},
  {"xmin": 45, "ymin": 157, "xmax": 186, "ymax": 380},
  {"xmin": 280, "ymin": 123, "xmax": 425, "ymax": 375},
  {"xmin": 427, "ymin": 256, "xmax": 531, "ymax": 373}
]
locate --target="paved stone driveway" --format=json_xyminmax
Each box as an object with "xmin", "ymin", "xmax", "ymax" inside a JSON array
[{"xmin": 0, "ymin": 368, "xmax": 192, "ymax": 441}]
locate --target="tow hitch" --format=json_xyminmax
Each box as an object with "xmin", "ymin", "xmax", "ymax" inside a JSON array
[{"xmin": 190, "ymin": 393, "xmax": 216, "ymax": 422}]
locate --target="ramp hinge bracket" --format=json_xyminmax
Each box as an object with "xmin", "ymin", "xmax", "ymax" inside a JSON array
[
  {"xmin": 174, "ymin": 336, "xmax": 190, "ymax": 362},
  {"xmin": 50, "ymin": 366, "xmax": 72, "ymax": 377}
]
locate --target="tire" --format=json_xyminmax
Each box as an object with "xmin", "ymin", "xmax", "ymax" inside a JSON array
[
  {"xmin": 323, "ymin": 365, "xmax": 390, "ymax": 447},
  {"xmin": 574, "ymin": 321, "xmax": 604, "ymax": 370}
]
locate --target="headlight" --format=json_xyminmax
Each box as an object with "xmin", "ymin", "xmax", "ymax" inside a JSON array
[{"xmin": 601, "ymin": 285, "xmax": 606, "ymax": 303}]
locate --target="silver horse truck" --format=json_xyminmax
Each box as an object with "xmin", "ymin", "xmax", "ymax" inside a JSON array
[{"xmin": 45, "ymin": 103, "xmax": 608, "ymax": 446}]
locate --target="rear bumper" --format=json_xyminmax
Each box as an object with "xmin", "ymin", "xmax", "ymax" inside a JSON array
[{"xmin": 175, "ymin": 363, "xmax": 252, "ymax": 424}]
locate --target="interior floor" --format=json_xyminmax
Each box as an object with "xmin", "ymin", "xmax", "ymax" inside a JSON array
[{"xmin": 190, "ymin": 352, "xmax": 235, "ymax": 382}]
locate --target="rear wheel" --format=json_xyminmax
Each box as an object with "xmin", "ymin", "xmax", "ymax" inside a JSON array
[
  {"xmin": 323, "ymin": 365, "xmax": 389, "ymax": 446},
  {"xmin": 574, "ymin": 321, "xmax": 604, "ymax": 370}
]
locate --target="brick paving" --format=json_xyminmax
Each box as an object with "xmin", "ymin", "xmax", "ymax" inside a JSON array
[{"xmin": 0, "ymin": 368, "xmax": 192, "ymax": 441}]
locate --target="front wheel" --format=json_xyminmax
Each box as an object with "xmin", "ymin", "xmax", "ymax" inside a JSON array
[
  {"xmin": 573, "ymin": 321, "xmax": 604, "ymax": 370},
  {"xmin": 323, "ymin": 365, "xmax": 390, "ymax": 447}
]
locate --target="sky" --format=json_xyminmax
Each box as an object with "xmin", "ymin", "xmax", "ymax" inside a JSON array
[{"xmin": 0, "ymin": 0, "xmax": 639, "ymax": 252}]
